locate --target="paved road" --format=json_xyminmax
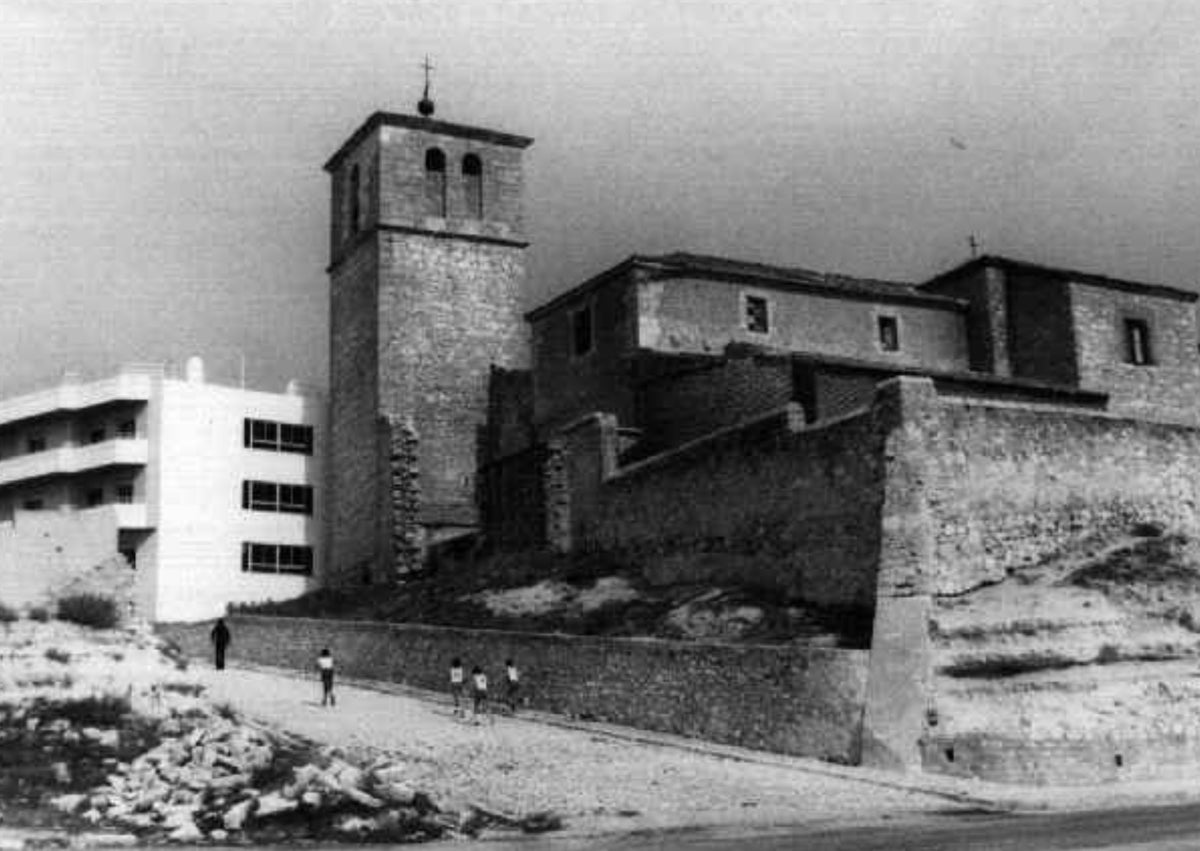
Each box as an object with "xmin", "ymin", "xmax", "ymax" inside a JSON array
[
  {"xmin": 197, "ymin": 664, "xmax": 978, "ymax": 836},
  {"xmin": 454, "ymin": 803, "xmax": 1200, "ymax": 850}
]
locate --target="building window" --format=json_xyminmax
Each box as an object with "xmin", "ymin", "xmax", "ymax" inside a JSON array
[
  {"xmin": 462, "ymin": 154, "xmax": 483, "ymax": 218},
  {"xmin": 22, "ymin": 499, "xmax": 43, "ymax": 511},
  {"xmin": 27, "ymin": 436, "xmax": 46, "ymax": 454},
  {"xmin": 89, "ymin": 428, "xmax": 106, "ymax": 444},
  {"xmin": 86, "ymin": 489, "xmax": 104, "ymax": 507},
  {"xmin": 117, "ymin": 420, "xmax": 136, "ymax": 439},
  {"xmin": 744, "ymin": 294, "xmax": 770, "ymax": 334},
  {"xmin": 878, "ymin": 315, "xmax": 900, "ymax": 352},
  {"xmin": 425, "ymin": 148, "xmax": 447, "ymax": 217},
  {"xmin": 241, "ymin": 542, "xmax": 313, "ymax": 576},
  {"xmin": 348, "ymin": 165, "xmax": 361, "ymax": 236},
  {"xmin": 241, "ymin": 480, "xmax": 313, "ymax": 515},
  {"xmin": 570, "ymin": 304, "xmax": 594, "ymax": 357},
  {"xmin": 116, "ymin": 483, "xmax": 134, "ymax": 504},
  {"xmin": 1125, "ymin": 318, "xmax": 1153, "ymax": 366},
  {"xmin": 243, "ymin": 419, "xmax": 313, "ymax": 455}
]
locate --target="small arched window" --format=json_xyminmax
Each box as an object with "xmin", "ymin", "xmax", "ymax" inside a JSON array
[
  {"xmin": 348, "ymin": 165, "xmax": 361, "ymax": 236},
  {"xmin": 424, "ymin": 148, "xmax": 447, "ymax": 217},
  {"xmin": 462, "ymin": 154, "xmax": 483, "ymax": 218}
]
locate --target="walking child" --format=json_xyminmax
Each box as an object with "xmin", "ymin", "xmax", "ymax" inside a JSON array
[
  {"xmin": 504, "ymin": 659, "xmax": 520, "ymax": 715},
  {"xmin": 449, "ymin": 657, "xmax": 465, "ymax": 717},
  {"xmin": 471, "ymin": 665, "xmax": 490, "ymax": 723},
  {"xmin": 317, "ymin": 648, "xmax": 336, "ymax": 707}
]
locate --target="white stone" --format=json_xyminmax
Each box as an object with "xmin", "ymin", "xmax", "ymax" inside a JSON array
[
  {"xmin": 254, "ymin": 791, "xmax": 298, "ymax": 818},
  {"xmin": 222, "ymin": 799, "xmax": 253, "ymax": 831},
  {"xmin": 167, "ymin": 822, "xmax": 203, "ymax": 843},
  {"xmin": 50, "ymin": 793, "xmax": 87, "ymax": 814}
]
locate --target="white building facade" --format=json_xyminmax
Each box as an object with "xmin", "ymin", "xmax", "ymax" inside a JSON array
[{"xmin": 0, "ymin": 359, "xmax": 324, "ymax": 622}]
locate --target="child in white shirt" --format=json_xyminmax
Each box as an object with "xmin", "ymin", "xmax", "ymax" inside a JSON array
[{"xmin": 317, "ymin": 648, "xmax": 335, "ymax": 707}]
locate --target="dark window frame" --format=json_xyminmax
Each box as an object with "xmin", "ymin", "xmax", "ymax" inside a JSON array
[
  {"xmin": 878, "ymin": 315, "xmax": 900, "ymax": 352},
  {"xmin": 570, "ymin": 303, "xmax": 594, "ymax": 358},
  {"xmin": 743, "ymin": 293, "xmax": 770, "ymax": 335},
  {"xmin": 1124, "ymin": 317, "xmax": 1154, "ymax": 366},
  {"xmin": 462, "ymin": 153, "xmax": 483, "ymax": 218},
  {"xmin": 243, "ymin": 418, "xmax": 313, "ymax": 455},
  {"xmin": 241, "ymin": 541, "xmax": 314, "ymax": 576},
  {"xmin": 425, "ymin": 148, "xmax": 448, "ymax": 217}
]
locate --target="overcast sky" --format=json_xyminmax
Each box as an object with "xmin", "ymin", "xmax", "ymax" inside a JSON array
[{"xmin": 2, "ymin": 0, "xmax": 1199, "ymax": 395}]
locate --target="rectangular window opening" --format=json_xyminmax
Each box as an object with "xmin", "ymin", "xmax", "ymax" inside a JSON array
[
  {"xmin": 244, "ymin": 418, "xmax": 313, "ymax": 455},
  {"xmin": 116, "ymin": 483, "xmax": 134, "ymax": 504},
  {"xmin": 116, "ymin": 420, "xmax": 136, "ymax": 439},
  {"xmin": 86, "ymin": 489, "xmax": 104, "ymax": 507},
  {"xmin": 1124, "ymin": 318, "xmax": 1153, "ymax": 366},
  {"xmin": 878, "ymin": 315, "xmax": 900, "ymax": 352},
  {"xmin": 744, "ymin": 295, "xmax": 770, "ymax": 334},
  {"xmin": 570, "ymin": 305, "xmax": 594, "ymax": 357},
  {"xmin": 241, "ymin": 541, "xmax": 313, "ymax": 576}
]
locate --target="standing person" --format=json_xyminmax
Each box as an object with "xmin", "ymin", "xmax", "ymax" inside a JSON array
[
  {"xmin": 449, "ymin": 657, "xmax": 465, "ymax": 717},
  {"xmin": 210, "ymin": 618, "xmax": 231, "ymax": 671},
  {"xmin": 317, "ymin": 648, "xmax": 336, "ymax": 707},
  {"xmin": 471, "ymin": 665, "xmax": 490, "ymax": 723},
  {"xmin": 504, "ymin": 659, "xmax": 520, "ymax": 715}
]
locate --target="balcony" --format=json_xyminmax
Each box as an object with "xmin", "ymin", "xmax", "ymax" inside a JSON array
[
  {"xmin": 0, "ymin": 371, "xmax": 155, "ymax": 430},
  {"xmin": 0, "ymin": 438, "xmax": 149, "ymax": 489}
]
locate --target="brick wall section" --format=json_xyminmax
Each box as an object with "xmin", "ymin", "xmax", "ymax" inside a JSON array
[
  {"xmin": 922, "ymin": 266, "xmax": 1011, "ymax": 374},
  {"xmin": 922, "ymin": 733, "xmax": 1200, "ymax": 785},
  {"xmin": 327, "ymin": 238, "xmax": 382, "ymax": 585},
  {"xmin": 639, "ymin": 276, "xmax": 970, "ymax": 373},
  {"xmin": 1005, "ymin": 272, "xmax": 1079, "ymax": 385},
  {"xmin": 569, "ymin": 403, "xmax": 886, "ymax": 609},
  {"xmin": 543, "ymin": 439, "xmax": 570, "ymax": 552},
  {"xmin": 1070, "ymin": 282, "xmax": 1200, "ymax": 424},
  {"xmin": 158, "ymin": 616, "xmax": 870, "ymax": 763},
  {"xmin": 634, "ymin": 353, "xmax": 793, "ymax": 455},
  {"xmin": 376, "ymin": 232, "xmax": 528, "ymax": 517},
  {"xmin": 479, "ymin": 444, "xmax": 546, "ymax": 550},
  {"xmin": 530, "ymin": 274, "xmax": 638, "ymax": 437},
  {"xmin": 386, "ymin": 416, "xmax": 422, "ymax": 576}
]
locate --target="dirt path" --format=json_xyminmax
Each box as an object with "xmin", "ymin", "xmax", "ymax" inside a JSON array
[{"xmin": 196, "ymin": 663, "xmax": 972, "ymax": 837}]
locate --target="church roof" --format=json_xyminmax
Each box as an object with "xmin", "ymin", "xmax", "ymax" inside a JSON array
[{"xmin": 526, "ymin": 251, "xmax": 965, "ymax": 321}]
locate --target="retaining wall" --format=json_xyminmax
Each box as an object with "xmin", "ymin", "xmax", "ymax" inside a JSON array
[{"xmin": 159, "ymin": 615, "xmax": 869, "ymax": 764}]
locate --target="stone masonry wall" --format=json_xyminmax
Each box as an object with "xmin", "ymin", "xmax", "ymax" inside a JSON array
[
  {"xmin": 159, "ymin": 615, "xmax": 870, "ymax": 764},
  {"xmin": 574, "ymin": 403, "xmax": 887, "ymax": 609},
  {"xmin": 377, "ymin": 233, "xmax": 528, "ymax": 518},
  {"xmin": 912, "ymin": 400, "xmax": 1200, "ymax": 597},
  {"xmin": 326, "ymin": 239, "xmax": 382, "ymax": 585},
  {"xmin": 634, "ymin": 353, "xmax": 793, "ymax": 456},
  {"xmin": 1070, "ymin": 282, "xmax": 1200, "ymax": 425}
]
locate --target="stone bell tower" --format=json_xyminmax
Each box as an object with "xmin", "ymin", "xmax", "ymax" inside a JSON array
[{"xmin": 323, "ymin": 88, "xmax": 533, "ymax": 584}]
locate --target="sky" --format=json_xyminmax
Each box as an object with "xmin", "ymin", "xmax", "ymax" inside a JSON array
[{"xmin": 2, "ymin": 0, "xmax": 1200, "ymax": 395}]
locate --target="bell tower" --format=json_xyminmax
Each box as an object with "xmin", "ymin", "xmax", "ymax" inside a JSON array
[{"xmin": 324, "ymin": 88, "xmax": 533, "ymax": 583}]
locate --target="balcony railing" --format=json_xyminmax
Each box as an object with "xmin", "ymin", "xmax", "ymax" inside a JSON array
[
  {"xmin": 0, "ymin": 372, "xmax": 154, "ymax": 430},
  {"xmin": 0, "ymin": 438, "xmax": 149, "ymax": 489}
]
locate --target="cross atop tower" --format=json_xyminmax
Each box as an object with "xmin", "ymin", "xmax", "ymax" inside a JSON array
[{"xmin": 418, "ymin": 55, "xmax": 435, "ymax": 116}]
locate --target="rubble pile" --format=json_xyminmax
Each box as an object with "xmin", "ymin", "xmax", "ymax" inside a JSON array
[{"xmin": 54, "ymin": 713, "xmax": 465, "ymax": 843}]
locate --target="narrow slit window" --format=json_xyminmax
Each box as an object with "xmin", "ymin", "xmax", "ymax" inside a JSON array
[
  {"xmin": 348, "ymin": 164, "xmax": 361, "ymax": 236},
  {"xmin": 1125, "ymin": 318, "xmax": 1153, "ymax": 366},
  {"xmin": 571, "ymin": 305, "xmax": 594, "ymax": 357},
  {"xmin": 425, "ymin": 148, "xmax": 447, "ymax": 217}
]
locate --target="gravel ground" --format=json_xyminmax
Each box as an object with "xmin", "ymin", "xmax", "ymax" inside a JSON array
[{"xmin": 196, "ymin": 665, "xmax": 972, "ymax": 837}]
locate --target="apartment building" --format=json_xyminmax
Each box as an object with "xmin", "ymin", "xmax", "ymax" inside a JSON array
[{"xmin": 0, "ymin": 358, "xmax": 324, "ymax": 621}]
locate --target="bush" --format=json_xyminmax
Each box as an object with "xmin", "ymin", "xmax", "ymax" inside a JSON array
[
  {"xmin": 0, "ymin": 601, "xmax": 17, "ymax": 624},
  {"xmin": 57, "ymin": 593, "xmax": 120, "ymax": 629},
  {"xmin": 28, "ymin": 606, "xmax": 50, "ymax": 622}
]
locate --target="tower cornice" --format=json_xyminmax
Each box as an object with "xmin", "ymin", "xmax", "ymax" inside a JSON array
[{"xmin": 324, "ymin": 111, "xmax": 534, "ymax": 173}]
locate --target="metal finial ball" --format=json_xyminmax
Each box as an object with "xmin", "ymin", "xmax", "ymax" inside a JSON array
[{"xmin": 418, "ymin": 97, "xmax": 435, "ymax": 117}]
